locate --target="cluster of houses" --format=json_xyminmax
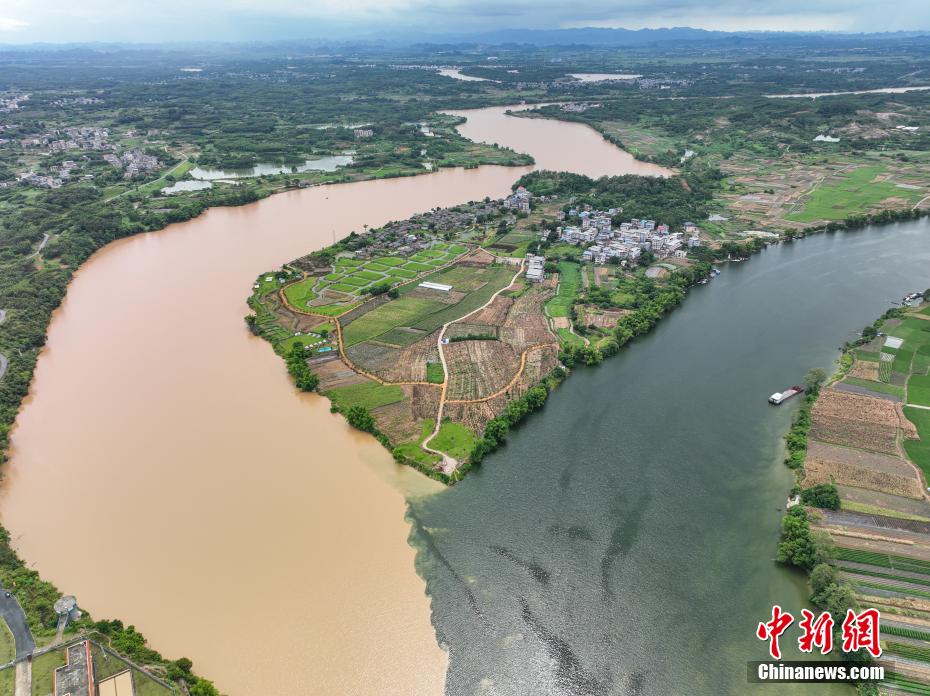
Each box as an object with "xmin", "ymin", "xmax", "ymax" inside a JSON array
[
  {"xmin": 0, "ymin": 93, "xmax": 28, "ymax": 113},
  {"xmin": 21, "ymin": 126, "xmax": 111, "ymax": 151},
  {"xmin": 353, "ymin": 230, "xmax": 435, "ymax": 259},
  {"xmin": 554, "ymin": 209, "xmax": 700, "ymax": 265},
  {"xmin": 18, "ymin": 160, "xmax": 83, "ymax": 188},
  {"xmin": 51, "ymin": 96, "xmax": 103, "ymax": 108},
  {"xmin": 103, "ymin": 149, "xmax": 161, "ymax": 178},
  {"xmin": 560, "ymin": 103, "xmax": 601, "ymax": 113},
  {"xmin": 503, "ymin": 185, "xmax": 531, "ymax": 213},
  {"xmin": 353, "ymin": 128, "xmax": 374, "ymax": 139}
]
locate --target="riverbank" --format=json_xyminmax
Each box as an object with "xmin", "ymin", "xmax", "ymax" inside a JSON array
[{"xmin": 775, "ymin": 299, "xmax": 930, "ymax": 690}]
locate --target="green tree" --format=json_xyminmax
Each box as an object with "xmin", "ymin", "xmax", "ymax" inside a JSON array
[
  {"xmin": 776, "ymin": 507, "xmax": 816, "ymax": 570},
  {"xmin": 800, "ymin": 483, "xmax": 840, "ymax": 510},
  {"xmin": 345, "ymin": 405, "xmax": 375, "ymax": 432},
  {"xmin": 803, "ymin": 368, "xmax": 827, "ymax": 392}
]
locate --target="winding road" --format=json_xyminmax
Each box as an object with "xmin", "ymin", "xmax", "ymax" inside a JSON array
[
  {"xmin": 422, "ymin": 257, "xmax": 526, "ymax": 473},
  {"xmin": 0, "ymin": 592, "xmax": 35, "ymax": 660}
]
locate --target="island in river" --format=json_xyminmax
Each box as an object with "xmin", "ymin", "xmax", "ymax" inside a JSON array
[{"xmin": 247, "ymin": 165, "xmax": 725, "ymax": 481}]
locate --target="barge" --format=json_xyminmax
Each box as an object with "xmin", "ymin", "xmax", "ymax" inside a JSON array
[{"xmin": 769, "ymin": 386, "xmax": 804, "ymax": 405}]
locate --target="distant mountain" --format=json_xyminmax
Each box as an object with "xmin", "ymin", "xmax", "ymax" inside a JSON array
[
  {"xmin": 406, "ymin": 26, "xmax": 930, "ymax": 47},
  {"xmin": 418, "ymin": 27, "xmax": 731, "ymax": 46}
]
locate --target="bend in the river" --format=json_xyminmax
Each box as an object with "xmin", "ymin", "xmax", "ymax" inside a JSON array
[{"xmin": 0, "ymin": 105, "xmax": 660, "ymax": 695}]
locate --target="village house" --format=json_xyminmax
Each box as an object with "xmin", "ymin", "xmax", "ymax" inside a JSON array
[
  {"xmin": 504, "ymin": 186, "xmax": 532, "ymax": 213},
  {"xmin": 525, "ymin": 254, "xmax": 545, "ymax": 282}
]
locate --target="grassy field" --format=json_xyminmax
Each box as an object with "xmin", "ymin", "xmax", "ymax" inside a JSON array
[
  {"xmin": 904, "ymin": 405, "xmax": 930, "ymax": 479},
  {"xmin": 546, "ymin": 261, "xmax": 582, "ymax": 318},
  {"xmin": 343, "ymin": 297, "xmax": 446, "ymax": 346},
  {"xmin": 431, "ymin": 421, "xmax": 478, "ymax": 461},
  {"xmin": 393, "ymin": 420, "xmax": 441, "ymax": 467},
  {"xmin": 556, "ymin": 327, "xmax": 585, "ymax": 347},
  {"xmin": 283, "ymin": 276, "xmax": 317, "ymax": 307},
  {"xmin": 410, "ymin": 266, "xmax": 514, "ymax": 332},
  {"xmin": 595, "ymin": 120, "xmax": 679, "ymax": 158},
  {"xmin": 840, "ymin": 499, "xmax": 930, "ymax": 522},
  {"xmin": 426, "ymin": 362, "xmax": 444, "ymax": 384},
  {"xmin": 326, "ymin": 381, "xmax": 405, "ymax": 410},
  {"xmin": 32, "ymin": 648, "xmax": 67, "ymax": 696},
  {"xmin": 909, "ymin": 374, "xmax": 930, "ymax": 406},
  {"xmin": 788, "ymin": 165, "xmax": 922, "ymax": 222},
  {"xmin": 0, "ymin": 621, "xmax": 13, "ymax": 696}
]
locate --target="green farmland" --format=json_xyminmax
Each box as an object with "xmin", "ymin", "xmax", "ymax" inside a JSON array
[
  {"xmin": 325, "ymin": 381, "xmax": 405, "ymax": 410},
  {"xmin": 788, "ymin": 166, "xmax": 923, "ymax": 222},
  {"xmin": 342, "ymin": 263, "xmax": 514, "ymax": 346},
  {"xmin": 546, "ymin": 261, "xmax": 582, "ymax": 318}
]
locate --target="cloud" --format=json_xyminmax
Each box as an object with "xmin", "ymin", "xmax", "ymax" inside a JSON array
[
  {"xmin": 0, "ymin": 16, "xmax": 28, "ymax": 31},
  {"xmin": 0, "ymin": 0, "xmax": 928, "ymax": 42}
]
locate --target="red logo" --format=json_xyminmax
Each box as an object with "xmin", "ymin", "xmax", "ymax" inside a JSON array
[
  {"xmin": 798, "ymin": 609, "xmax": 834, "ymax": 655},
  {"xmin": 757, "ymin": 605, "xmax": 795, "ymax": 659},
  {"xmin": 756, "ymin": 606, "xmax": 881, "ymax": 658},
  {"xmin": 841, "ymin": 608, "xmax": 882, "ymax": 658}
]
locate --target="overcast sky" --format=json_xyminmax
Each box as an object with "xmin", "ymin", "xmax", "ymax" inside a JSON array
[{"xmin": 0, "ymin": 0, "xmax": 926, "ymax": 43}]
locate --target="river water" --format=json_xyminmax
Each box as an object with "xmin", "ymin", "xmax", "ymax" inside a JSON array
[
  {"xmin": 0, "ymin": 107, "xmax": 663, "ymax": 695},
  {"xmin": 409, "ymin": 221, "xmax": 930, "ymax": 695},
  {"xmin": 444, "ymin": 105, "xmax": 670, "ymax": 179}
]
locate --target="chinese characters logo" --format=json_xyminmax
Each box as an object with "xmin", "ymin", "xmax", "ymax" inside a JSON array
[{"xmin": 756, "ymin": 605, "xmax": 881, "ymax": 659}]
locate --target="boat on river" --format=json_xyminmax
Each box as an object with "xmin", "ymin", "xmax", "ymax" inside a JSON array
[{"xmin": 769, "ymin": 386, "xmax": 804, "ymax": 405}]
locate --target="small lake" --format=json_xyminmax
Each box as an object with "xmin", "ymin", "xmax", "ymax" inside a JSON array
[{"xmin": 189, "ymin": 155, "xmax": 354, "ymax": 180}]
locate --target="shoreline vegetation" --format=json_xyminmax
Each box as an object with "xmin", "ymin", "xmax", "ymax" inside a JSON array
[{"xmin": 776, "ymin": 296, "xmax": 930, "ymax": 694}]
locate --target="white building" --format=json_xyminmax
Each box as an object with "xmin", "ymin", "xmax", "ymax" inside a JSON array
[{"xmin": 525, "ymin": 254, "xmax": 545, "ymax": 282}]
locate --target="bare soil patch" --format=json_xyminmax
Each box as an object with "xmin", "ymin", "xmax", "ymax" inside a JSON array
[
  {"xmin": 804, "ymin": 456, "xmax": 923, "ymax": 499},
  {"xmin": 809, "ymin": 441, "xmax": 915, "ymax": 477},
  {"xmin": 445, "ymin": 340, "xmax": 520, "ymax": 401},
  {"xmin": 848, "ymin": 361, "xmax": 880, "ymax": 381},
  {"xmin": 577, "ymin": 304, "xmax": 630, "ymax": 329},
  {"xmin": 468, "ymin": 295, "xmax": 512, "ymax": 326},
  {"xmin": 314, "ymin": 360, "xmax": 372, "ymax": 391}
]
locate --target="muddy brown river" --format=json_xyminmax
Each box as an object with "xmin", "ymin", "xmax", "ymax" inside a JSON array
[{"xmin": 0, "ymin": 107, "xmax": 664, "ymax": 695}]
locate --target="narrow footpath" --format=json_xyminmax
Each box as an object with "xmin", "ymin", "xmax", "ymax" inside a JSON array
[{"xmin": 422, "ymin": 257, "xmax": 526, "ymax": 473}]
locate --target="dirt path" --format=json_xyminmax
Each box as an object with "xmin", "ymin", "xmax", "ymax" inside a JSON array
[
  {"xmin": 14, "ymin": 660, "xmax": 30, "ymax": 696},
  {"xmin": 28, "ymin": 233, "xmax": 50, "ymax": 259},
  {"xmin": 422, "ymin": 257, "xmax": 526, "ymax": 472}
]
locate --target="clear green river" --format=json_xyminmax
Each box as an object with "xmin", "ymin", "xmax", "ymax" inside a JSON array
[{"xmin": 409, "ymin": 219, "xmax": 930, "ymax": 695}]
